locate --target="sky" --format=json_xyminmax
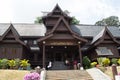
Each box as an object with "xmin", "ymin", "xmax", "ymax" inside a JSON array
[{"xmin": 0, "ymin": 0, "xmax": 120, "ymax": 24}]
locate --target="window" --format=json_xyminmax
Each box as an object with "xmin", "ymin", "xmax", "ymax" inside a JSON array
[{"xmin": 95, "ymin": 47, "xmax": 113, "ymax": 56}]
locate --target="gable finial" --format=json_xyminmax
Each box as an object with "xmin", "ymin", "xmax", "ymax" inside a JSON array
[
  {"xmin": 9, "ymin": 22, "xmax": 14, "ymax": 28},
  {"xmin": 52, "ymin": 3, "xmax": 62, "ymax": 12}
]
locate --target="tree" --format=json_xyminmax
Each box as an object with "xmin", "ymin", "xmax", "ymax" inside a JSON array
[
  {"xmin": 71, "ymin": 16, "xmax": 80, "ymax": 25},
  {"xmin": 34, "ymin": 17, "xmax": 43, "ymax": 24},
  {"xmin": 95, "ymin": 16, "xmax": 120, "ymax": 26}
]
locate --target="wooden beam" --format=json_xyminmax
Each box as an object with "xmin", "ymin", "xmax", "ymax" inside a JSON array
[
  {"xmin": 101, "ymin": 41, "xmax": 114, "ymax": 43},
  {"xmin": 78, "ymin": 44, "xmax": 82, "ymax": 66}
]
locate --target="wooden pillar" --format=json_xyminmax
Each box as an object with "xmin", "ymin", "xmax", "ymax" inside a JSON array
[
  {"xmin": 43, "ymin": 41, "xmax": 46, "ymax": 68},
  {"xmin": 78, "ymin": 42, "xmax": 82, "ymax": 66},
  {"xmin": 112, "ymin": 64, "xmax": 118, "ymax": 80}
]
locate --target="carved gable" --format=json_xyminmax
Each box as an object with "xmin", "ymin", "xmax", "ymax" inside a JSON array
[
  {"xmin": 92, "ymin": 26, "xmax": 120, "ymax": 46},
  {"xmin": 55, "ymin": 20, "xmax": 69, "ymax": 31},
  {"xmin": 0, "ymin": 24, "xmax": 19, "ymax": 41},
  {"xmin": 3, "ymin": 30, "xmax": 16, "ymax": 40},
  {"xmin": 42, "ymin": 4, "xmax": 72, "ymax": 32},
  {"xmin": 0, "ymin": 24, "xmax": 26, "ymax": 46}
]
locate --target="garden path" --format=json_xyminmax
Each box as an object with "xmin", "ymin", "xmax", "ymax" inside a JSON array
[{"xmin": 87, "ymin": 68, "xmax": 111, "ymax": 80}]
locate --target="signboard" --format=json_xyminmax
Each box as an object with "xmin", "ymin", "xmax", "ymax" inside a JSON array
[{"xmin": 49, "ymin": 41, "xmax": 75, "ymax": 45}]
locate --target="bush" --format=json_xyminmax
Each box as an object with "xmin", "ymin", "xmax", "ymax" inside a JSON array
[
  {"xmin": 83, "ymin": 56, "xmax": 91, "ymax": 69},
  {"xmin": 0, "ymin": 58, "xmax": 31, "ymax": 70},
  {"xmin": 97, "ymin": 57, "xmax": 103, "ymax": 66},
  {"xmin": 0, "ymin": 59, "xmax": 8, "ymax": 69},
  {"xmin": 0, "ymin": 59, "xmax": 2, "ymax": 68},
  {"xmin": 102, "ymin": 58, "xmax": 110, "ymax": 66},
  {"xmin": 97, "ymin": 57, "xmax": 110, "ymax": 66},
  {"xmin": 91, "ymin": 62, "xmax": 97, "ymax": 68},
  {"xmin": 8, "ymin": 59, "xmax": 16, "ymax": 69},
  {"xmin": 14, "ymin": 58, "xmax": 20, "ymax": 69},
  {"xmin": 20, "ymin": 59, "xmax": 30, "ymax": 70},
  {"xmin": 111, "ymin": 58, "xmax": 118, "ymax": 65},
  {"xmin": 117, "ymin": 58, "xmax": 120, "ymax": 65}
]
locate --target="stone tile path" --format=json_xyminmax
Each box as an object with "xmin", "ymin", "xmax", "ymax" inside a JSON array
[
  {"xmin": 87, "ymin": 68, "xmax": 111, "ymax": 80},
  {"xmin": 46, "ymin": 70, "xmax": 93, "ymax": 80}
]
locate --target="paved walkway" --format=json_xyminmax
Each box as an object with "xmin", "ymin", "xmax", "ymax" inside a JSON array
[
  {"xmin": 46, "ymin": 70, "xmax": 93, "ymax": 80},
  {"xmin": 87, "ymin": 68, "xmax": 111, "ymax": 80}
]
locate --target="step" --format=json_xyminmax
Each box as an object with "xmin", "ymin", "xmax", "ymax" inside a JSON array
[
  {"xmin": 51, "ymin": 61, "xmax": 67, "ymax": 70},
  {"xmin": 46, "ymin": 70, "xmax": 93, "ymax": 80}
]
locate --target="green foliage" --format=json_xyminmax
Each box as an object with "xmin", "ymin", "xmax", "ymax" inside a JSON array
[
  {"xmin": 83, "ymin": 56, "xmax": 91, "ymax": 69},
  {"xmin": 111, "ymin": 58, "xmax": 118, "ymax": 65},
  {"xmin": 0, "ymin": 59, "xmax": 8, "ymax": 69},
  {"xmin": 14, "ymin": 58, "xmax": 20, "ymax": 69},
  {"xmin": 97, "ymin": 57, "xmax": 103, "ymax": 66},
  {"xmin": 97, "ymin": 57, "xmax": 110, "ymax": 66},
  {"xmin": 34, "ymin": 17, "xmax": 43, "ymax": 24},
  {"xmin": 117, "ymin": 58, "xmax": 120, "ymax": 65},
  {"xmin": 102, "ymin": 58, "xmax": 110, "ymax": 66},
  {"xmin": 95, "ymin": 16, "xmax": 120, "ymax": 26},
  {"xmin": 0, "ymin": 58, "xmax": 30, "ymax": 70},
  {"xmin": 71, "ymin": 16, "xmax": 80, "ymax": 24},
  {"xmin": 91, "ymin": 62, "xmax": 97, "ymax": 68},
  {"xmin": 0, "ymin": 59, "xmax": 2, "ymax": 68},
  {"xmin": 8, "ymin": 59, "xmax": 16, "ymax": 69},
  {"xmin": 20, "ymin": 59, "xmax": 30, "ymax": 69}
]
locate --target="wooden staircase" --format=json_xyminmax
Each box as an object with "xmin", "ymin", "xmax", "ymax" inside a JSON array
[
  {"xmin": 51, "ymin": 61, "xmax": 67, "ymax": 70},
  {"xmin": 46, "ymin": 70, "xmax": 93, "ymax": 80}
]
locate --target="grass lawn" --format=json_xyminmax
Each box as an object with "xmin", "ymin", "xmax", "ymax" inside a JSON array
[
  {"xmin": 0, "ymin": 69, "xmax": 30, "ymax": 80},
  {"xmin": 104, "ymin": 66, "xmax": 120, "ymax": 80}
]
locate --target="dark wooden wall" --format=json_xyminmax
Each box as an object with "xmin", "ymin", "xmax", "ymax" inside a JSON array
[{"xmin": 0, "ymin": 44, "xmax": 23, "ymax": 59}]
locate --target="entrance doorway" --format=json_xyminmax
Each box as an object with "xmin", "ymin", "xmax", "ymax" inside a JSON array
[
  {"xmin": 46, "ymin": 45, "xmax": 79, "ymax": 70},
  {"xmin": 54, "ymin": 52, "xmax": 63, "ymax": 61}
]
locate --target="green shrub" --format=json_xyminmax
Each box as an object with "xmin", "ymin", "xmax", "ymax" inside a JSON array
[
  {"xmin": 20, "ymin": 59, "xmax": 30, "ymax": 70},
  {"xmin": 14, "ymin": 58, "xmax": 20, "ymax": 69},
  {"xmin": 102, "ymin": 58, "xmax": 110, "ymax": 66},
  {"xmin": 97, "ymin": 57, "xmax": 110, "ymax": 66},
  {"xmin": 111, "ymin": 58, "xmax": 118, "ymax": 65},
  {"xmin": 0, "ymin": 59, "xmax": 2, "ymax": 68},
  {"xmin": 0, "ymin": 58, "xmax": 31, "ymax": 69},
  {"xmin": 91, "ymin": 62, "xmax": 97, "ymax": 68},
  {"xmin": 83, "ymin": 56, "xmax": 91, "ymax": 69},
  {"xmin": 117, "ymin": 58, "xmax": 120, "ymax": 65},
  {"xmin": 8, "ymin": 59, "xmax": 16, "ymax": 69},
  {"xmin": 0, "ymin": 59, "xmax": 8, "ymax": 69},
  {"xmin": 97, "ymin": 57, "xmax": 103, "ymax": 66}
]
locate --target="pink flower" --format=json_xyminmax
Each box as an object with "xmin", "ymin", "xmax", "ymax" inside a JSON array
[{"xmin": 24, "ymin": 72, "xmax": 40, "ymax": 80}]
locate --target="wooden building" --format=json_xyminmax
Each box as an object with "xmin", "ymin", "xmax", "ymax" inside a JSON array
[{"xmin": 0, "ymin": 4, "xmax": 120, "ymax": 69}]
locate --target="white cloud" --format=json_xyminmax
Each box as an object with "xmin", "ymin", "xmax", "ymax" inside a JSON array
[
  {"xmin": 0, "ymin": 0, "xmax": 120, "ymax": 24},
  {"xmin": 0, "ymin": 0, "xmax": 13, "ymax": 23}
]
